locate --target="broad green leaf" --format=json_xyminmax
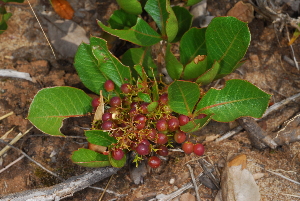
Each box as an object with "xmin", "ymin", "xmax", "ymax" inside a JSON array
[
  {"xmin": 74, "ymin": 42, "xmax": 109, "ymax": 96},
  {"xmin": 171, "ymin": 6, "xmax": 193, "ymax": 43},
  {"xmin": 90, "ymin": 37, "xmax": 131, "ymax": 88},
  {"xmin": 138, "ymin": 92, "xmax": 152, "ymax": 103},
  {"xmin": 180, "ymin": 115, "xmax": 211, "ymax": 133},
  {"xmin": 183, "ymin": 55, "xmax": 207, "ymax": 80},
  {"xmin": 195, "ymin": 61, "xmax": 220, "ymax": 85},
  {"xmin": 148, "ymin": 101, "xmax": 158, "ymax": 112},
  {"xmin": 206, "ymin": 17, "xmax": 250, "ymax": 76},
  {"xmin": 144, "ymin": 0, "xmax": 178, "ymax": 42},
  {"xmin": 180, "ymin": 28, "xmax": 206, "ymax": 66},
  {"xmin": 108, "ymin": 10, "xmax": 138, "ymax": 29},
  {"xmin": 165, "ymin": 44, "xmax": 183, "ymax": 80},
  {"xmin": 72, "ymin": 149, "xmax": 110, "ymax": 168},
  {"xmin": 0, "ymin": 7, "xmax": 12, "ymax": 34},
  {"xmin": 196, "ymin": 79, "xmax": 271, "ymax": 122},
  {"xmin": 215, "ymin": 60, "xmax": 246, "ymax": 79},
  {"xmin": 85, "ymin": 130, "xmax": 117, "ymax": 147},
  {"xmin": 27, "ymin": 87, "xmax": 93, "ymax": 136},
  {"xmin": 109, "ymin": 152, "xmax": 127, "ymax": 168},
  {"xmin": 98, "ymin": 18, "xmax": 162, "ymax": 46},
  {"xmin": 116, "ymin": 0, "xmax": 142, "ymax": 15},
  {"xmin": 168, "ymin": 81, "xmax": 200, "ymax": 116},
  {"xmin": 186, "ymin": 0, "xmax": 202, "ymax": 6},
  {"xmin": 121, "ymin": 47, "xmax": 157, "ymax": 78}
]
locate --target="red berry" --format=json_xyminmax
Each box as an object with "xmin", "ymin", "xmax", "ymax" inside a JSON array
[
  {"xmin": 196, "ymin": 114, "xmax": 207, "ymax": 119},
  {"xmin": 167, "ymin": 117, "xmax": 179, "ymax": 131},
  {"xmin": 134, "ymin": 114, "xmax": 147, "ymax": 123},
  {"xmin": 182, "ymin": 141, "xmax": 194, "ymax": 154},
  {"xmin": 110, "ymin": 96, "xmax": 122, "ymax": 107},
  {"xmin": 178, "ymin": 115, "xmax": 190, "ymax": 126},
  {"xmin": 92, "ymin": 98, "xmax": 100, "ymax": 109},
  {"xmin": 156, "ymin": 133, "xmax": 168, "ymax": 144},
  {"xmin": 148, "ymin": 156, "xmax": 161, "ymax": 168},
  {"xmin": 136, "ymin": 143, "xmax": 150, "ymax": 155},
  {"xmin": 159, "ymin": 93, "xmax": 168, "ymax": 104},
  {"xmin": 130, "ymin": 102, "xmax": 138, "ymax": 109},
  {"xmin": 157, "ymin": 145, "xmax": 168, "ymax": 156},
  {"xmin": 104, "ymin": 80, "xmax": 115, "ymax": 92},
  {"xmin": 136, "ymin": 122, "xmax": 146, "ymax": 130},
  {"xmin": 112, "ymin": 130, "xmax": 123, "ymax": 138},
  {"xmin": 140, "ymin": 102, "xmax": 149, "ymax": 114},
  {"xmin": 112, "ymin": 149, "xmax": 124, "ymax": 160},
  {"xmin": 156, "ymin": 119, "xmax": 168, "ymax": 131},
  {"xmin": 120, "ymin": 83, "xmax": 131, "ymax": 94},
  {"xmin": 147, "ymin": 129, "xmax": 157, "ymax": 141},
  {"xmin": 140, "ymin": 139, "xmax": 150, "ymax": 147},
  {"xmin": 193, "ymin": 143, "xmax": 205, "ymax": 156},
  {"xmin": 102, "ymin": 112, "xmax": 112, "ymax": 121},
  {"xmin": 174, "ymin": 131, "xmax": 186, "ymax": 144},
  {"xmin": 102, "ymin": 121, "xmax": 114, "ymax": 130}
]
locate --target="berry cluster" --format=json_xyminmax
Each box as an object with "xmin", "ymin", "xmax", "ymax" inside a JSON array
[{"xmin": 91, "ymin": 79, "xmax": 205, "ymax": 168}]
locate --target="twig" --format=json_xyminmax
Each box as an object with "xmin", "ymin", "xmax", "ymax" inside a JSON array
[
  {"xmin": 27, "ymin": 0, "xmax": 56, "ymax": 59},
  {"xmin": 0, "ymin": 139, "xmax": 64, "ymax": 181},
  {"xmin": 0, "ymin": 155, "xmax": 25, "ymax": 174},
  {"xmin": 280, "ymin": 193, "xmax": 300, "ymax": 198},
  {"xmin": 0, "ymin": 127, "xmax": 32, "ymax": 157},
  {"xmin": 216, "ymin": 92, "xmax": 300, "ymax": 142},
  {"xmin": 0, "ymin": 111, "xmax": 14, "ymax": 121},
  {"xmin": 1, "ymin": 127, "xmax": 15, "ymax": 140},
  {"xmin": 0, "ymin": 70, "xmax": 32, "ymax": 81},
  {"xmin": 0, "ymin": 166, "xmax": 120, "ymax": 201},
  {"xmin": 98, "ymin": 175, "xmax": 113, "ymax": 201},
  {"xmin": 254, "ymin": 164, "xmax": 300, "ymax": 185},
  {"xmin": 89, "ymin": 186, "xmax": 126, "ymax": 197},
  {"xmin": 187, "ymin": 164, "xmax": 201, "ymax": 201},
  {"xmin": 156, "ymin": 173, "xmax": 203, "ymax": 201}
]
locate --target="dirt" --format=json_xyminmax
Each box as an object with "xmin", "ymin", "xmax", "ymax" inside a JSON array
[{"xmin": 0, "ymin": 0, "xmax": 300, "ymax": 201}]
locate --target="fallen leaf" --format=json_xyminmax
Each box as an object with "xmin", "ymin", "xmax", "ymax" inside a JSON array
[
  {"xmin": 44, "ymin": 17, "xmax": 89, "ymax": 57},
  {"xmin": 94, "ymin": 91, "xmax": 104, "ymax": 122},
  {"xmin": 228, "ymin": 154, "xmax": 246, "ymax": 169},
  {"xmin": 227, "ymin": 1, "xmax": 254, "ymax": 23},
  {"xmin": 221, "ymin": 154, "xmax": 260, "ymax": 201},
  {"xmin": 51, "ymin": 0, "xmax": 74, "ymax": 20}
]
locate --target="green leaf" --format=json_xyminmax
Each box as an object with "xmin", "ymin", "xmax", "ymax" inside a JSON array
[
  {"xmin": 196, "ymin": 79, "xmax": 271, "ymax": 122},
  {"xmin": 195, "ymin": 61, "xmax": 220, "ymax": 85},
  {"xmin": 165, "ymin": 44, "xmax": 183, "ymax": 80},
  {"xmin": 144, "ymin": 0, "xmax": 178, "ymax": 42},
  {"xmin": 206, "ymin": 17, "xmax": 250, "ymax": 76},
  {"xmin": 121, "ymin": 47, "xmax": 157, "ymax": 78},
  {"xmin": 74, "ymin": 42, "xmax": 109, "ymax": 96},
  {"xmin": 27, "ymin": 87, "xmax": 93, "ymax": 136},
  {"xmin": 116, "ymin": 0, "xmax": 142, "ymax": 15},
  {"xmin": 148, "ymin": 101, "xmax": 158, "ymax": 112},
  {"xmin": 186, "ymin": 0, "xmax": 203, "ymax": 6},
  {"xmin": 138, "ymin": 92, "xmax": 152, "ymax": 102},
  {"xmin": 109, "ymin": 152, "xmax": 126, "ymax": 168},
  {"xmin": 90, "ymin": 37, "xmax": 131, "ymax": 88},
  {"xmin": 98, "ymin": 18, "xmax": 162, "ymax": 46},
  {"xmin": 171, "ymin": 6, "xmax": 193, "ymax": 43},
  {"xmin": 85, "ymin": 130, "xmax": 117, "ymax": 147},
  {"xmin": 168, "ymin": 81, "xmax": 200, "ymax": 116},
  {"xmin": 180, "ymin": 27, "xmax": 206, "ymax": 66},
  {"xmin": 72, "ymin": 149, "xmax": 110, "ymax": 168},
  {"xmin": 180, "ymin": 115, "xmax": 211, "ymax": 133},
  {"xmin": 108, "ymin": 10, "xmax": 138, "ymax": 29},
  {"xmin": 0, "ymin": 7, "xmax": 12, "ymax": 34},
  {"xmin": 182, "ymin": 56, "xmax": 207, "ymax": 80}
]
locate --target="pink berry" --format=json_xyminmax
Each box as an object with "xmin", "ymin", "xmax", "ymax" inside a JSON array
[
  {"xmin": 193, "ymin": 143, "xmax": 205, "ymax": 156},
  {"xmin": 136, "ymin": 143, "xmax": 150, "ymax": 155},
  {"xmin": 148, "ymin": 156, "xmax": 161, "ymax": 168},
  {"xmin": 102, "ymin": 121, "xmax": 114, "ymax": 130},
  {"xmin": 182, "ymin": 141, "xmax": 194, "ymax": 154},
  {"xmin": 120, "ymin": 83, "xmax": 131, "ymax": 94},
  {"xmin": 157, "ymin": 145, "xmax": 168, "ymax": 156},
  {"xmin": 156, "ymin": 119, "xmax": 168, "ymax": 131},
  {"xmin": 159, "ymin": 93, "xmax": 168, "ymax": 104},
  {"xmin": 102, "ymin": 112, "xmax": 112, "ymax": 121},
  {"xmin": 110, "ymin": 96, "xmax": 122, "ymax": 107},
  {"xmin": 104, "ymin": 80, "xmax": 115, "ymax": 92},
  {"xmin": 156, "ymin": 133, "xmax": 168, "ymax": 144},
  {"xmin": 112, "ymin": 149, "xmax": 124, "ymax": 160},
  {"xmin": 167, "ymin": 117, "xmax": 179, "ymax": 131},
  {"xmin": 174, "ymin": 131, "xmax": 186, "ymax": 144},
  {"xmin": 92, "ymin": 98, "xmax": 100, "ymax": 109},
  {"xmin": 178, "ymin": 115, "xmax": 190, "ymax": 126}
]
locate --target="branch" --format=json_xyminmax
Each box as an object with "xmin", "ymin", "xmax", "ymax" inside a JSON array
[{"xmin": 0, "ymin": 166, "xmax": 121, "ymax": 201}]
